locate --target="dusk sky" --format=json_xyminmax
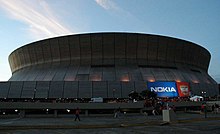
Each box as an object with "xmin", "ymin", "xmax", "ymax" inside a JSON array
[{"xmin": 0, "ymin": 0, "xmax": 219, "ymax": 83}]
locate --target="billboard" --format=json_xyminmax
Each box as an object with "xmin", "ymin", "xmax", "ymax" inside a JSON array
[
  {"xmin": 176, "ymin": 82, "xmax": 190, "ymax": 97},
  {"xmin": 147, "ymin": 82, "xmax": 178, "ymax": 98}
]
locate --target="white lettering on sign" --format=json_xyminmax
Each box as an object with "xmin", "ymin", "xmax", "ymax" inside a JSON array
[{"xmin": 150, "ymin": 87, "xmax": 176, "ymax": 92}]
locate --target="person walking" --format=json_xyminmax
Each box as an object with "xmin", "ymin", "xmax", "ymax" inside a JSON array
[
  {"xmin": 114, "ymin": 109, "xmax": 118, "ymax": 118},
  {"xmin": 114, "ymin": 107, "xmax": 121, "ymax": 118},
  {"xmin": 201, "ymin": 103, "xmax": 205, "ymax": 113},
  {"xmin": 74, "ymin": 107, "xmax": 81, "ymax": 121},
  {"xmin": 172, "ymin": 105, "xmax": 176, "ymax": 113}
]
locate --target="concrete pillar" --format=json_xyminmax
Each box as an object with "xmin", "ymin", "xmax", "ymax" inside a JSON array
[
  {"xmin": 54, "ymin": 110, "xmax": 58, "ymax": 118},
  {"xmin": 162, "ymin": 110, "xmax": 177, "ymax": 122}
]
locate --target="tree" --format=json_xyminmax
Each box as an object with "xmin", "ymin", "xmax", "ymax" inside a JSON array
[
  {"xmin": 140, "ymin": 90, "xmax": 157, "ymax": 99},
  {"xmin": 128, "ymin": 91, "xmax": 140, "ymax": 100}
]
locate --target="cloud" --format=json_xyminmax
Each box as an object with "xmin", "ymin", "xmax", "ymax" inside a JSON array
[
  {"xmin": 0, "ymin": 0, "xmax": 72, "ymax": 39},
  {"xmin": 94, "ymin": 0, "xmax": 134, "ymax": 19},
  {"xmin": 95, "ymin": 0, "xmax": 118, "ymax": 10},
  {"xmin": 94, "ymin": 0, "xmax": 138, "ymax": 19},
  {"xmin": 94, "ymin": 0, "xmax": 145, "ymax": 31}
]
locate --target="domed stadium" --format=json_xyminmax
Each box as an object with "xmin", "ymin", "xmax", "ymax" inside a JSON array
[{"xmin": 1, "ymin": 32, "xmax": 217, "ymax": 100}]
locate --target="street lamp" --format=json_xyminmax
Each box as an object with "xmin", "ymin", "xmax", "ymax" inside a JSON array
[
  {"xmin": 201, "ymin": 91, "xmax": 207, "ymax": 100},
  {"xmin": 201, "ymin": 91, "xmax": 207, "ymax": 118}
]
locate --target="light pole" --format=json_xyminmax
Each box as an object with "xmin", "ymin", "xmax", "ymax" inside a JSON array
[
  {"xmin": 201, "ymin": 91, "xmax": 207, "ymax": 118},
  {"xmin": 34, "ymin": 88, "xmax": 37, "ymax": 99}
]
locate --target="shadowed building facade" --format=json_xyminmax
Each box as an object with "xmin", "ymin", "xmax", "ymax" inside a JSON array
[{"xmin": 0, "ymin": 32, "xmax": 218, "ymax": 100}]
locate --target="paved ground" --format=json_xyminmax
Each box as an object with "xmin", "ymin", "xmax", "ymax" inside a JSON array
[{"xmin": 0, "ymin": 112, "xmax": 219, "ymax": 134}]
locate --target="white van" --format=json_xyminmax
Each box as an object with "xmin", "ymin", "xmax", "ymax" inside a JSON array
[{"xmin": 90, "ymin": 97, "xmax": 103, "ymax": 103}]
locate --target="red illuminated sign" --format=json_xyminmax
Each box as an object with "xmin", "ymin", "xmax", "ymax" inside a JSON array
[{"xmin": 176, "ymin": 82, "xmax": 190, "ymax": 97}]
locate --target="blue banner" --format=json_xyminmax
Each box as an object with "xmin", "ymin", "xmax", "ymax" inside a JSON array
[{"xmin": 147, "ymin": 82, "xmax": 178, "ymax": 98}]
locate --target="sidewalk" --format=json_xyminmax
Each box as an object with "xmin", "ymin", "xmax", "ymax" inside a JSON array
[{"xmin": 0, "ymin": 112, "xmax": 219, "ymax": 130}]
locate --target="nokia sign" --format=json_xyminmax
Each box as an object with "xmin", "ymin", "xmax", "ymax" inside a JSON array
[
  {"xmin": 150, "ymin": 87, "xmax": 177, "ymax": 93},
  {"xmin": 147, "ymin": 82, "xmax": 178, "ymax": 97}
]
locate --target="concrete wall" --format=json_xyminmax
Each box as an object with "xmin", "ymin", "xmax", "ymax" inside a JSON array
[{"xmin": 0, "ymin": 81, "xmax": 218, "ymax": 99}]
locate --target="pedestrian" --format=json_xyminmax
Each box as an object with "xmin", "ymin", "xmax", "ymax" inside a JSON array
[
  {"xmin": 152, "ymin": 106, "xmax": 159, "ymax": 116},
  {"xmin": 74, "ymin": 107, "xmax": 81, "ymax": 121},
  {"xmin": 212, "ymin": 105, "xmax": 215, "ymax": 113},
  {"xmin": 152, "ymin": 109, "xmax": 156, "ymax": 116},
  {"xmin": 201, "ymin": 103, "xmax": 205, "ymax": 113},
  {"xmin": 114, "ymin": 107, "xmax": 121, "ymax": 118},
  {"xmin": 172, "ymin": 105, "xmax": 176, "ymax": 113},
  {"xmin": 114, "ymin": 109, "xmax": 118, "ymax": 118}
]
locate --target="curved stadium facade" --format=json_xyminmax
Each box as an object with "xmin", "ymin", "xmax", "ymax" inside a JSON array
[{"xmin": 1, "ymin": 32, "xmax": 217, "ymax": 100}]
